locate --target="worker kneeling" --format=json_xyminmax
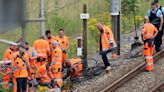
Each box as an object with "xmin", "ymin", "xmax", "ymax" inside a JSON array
[
  {"xmin": 37, "ymin": 64, "xmax": 51, "ymax": 87},
  {"xmin": 141, "ymin": 16, "xmax": 158, "ymax": 72},
  {"xmin": 65, "ymin": 58, "xmax": 83, "ymax": 81},
  {"xmin": 51, "ymin": 64, "xmax": 63, "ymax": 88}
]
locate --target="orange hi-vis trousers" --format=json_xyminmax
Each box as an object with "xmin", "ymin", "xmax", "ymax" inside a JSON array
[{"xmin": 143, "ymin": 42, "xmax": 154, "ymax": 71}]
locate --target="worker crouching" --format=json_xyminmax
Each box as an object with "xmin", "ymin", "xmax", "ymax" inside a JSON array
[
  {"xmin": 141, "ymin": 16, "xmax": 158, "ymax": 72},
  {"xmin": 37, "ymin": 64, "xmax": 51, "ymax": 87},
  {"xmin": 65, "ymin": 58, "xmax": 83, "ymax": 81}
]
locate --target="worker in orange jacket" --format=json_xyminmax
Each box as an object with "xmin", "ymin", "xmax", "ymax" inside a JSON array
[
  {"xmin": 45, "ymin": 30, "xmax": 58, "ymax": 63},
  {"xmin": 2, "ymin": 44, "xmax": 17, "ymax": 61},
  {"xmin": 37, "ymin": 64, "xmax": 51, "ymax": 85},
  {"xmin": 56, "ymin": 28, "xmax": 69, "ymax": 67},
  {"xmin": 141, "ymin": 16, "xmax": 158, "ymax": 72},
  {"xmin": 33, "ymin": 37, "xmax": 50, "ymax": 68},
  {"xmin": 13, "ymin": 48, "xmax": 30, "ymax": 92},
  {"xmin": 2, "ymin": 44, "xmax": 17, "ymax": 91},
  {"xmin": 0, "ymin": 62, "xmax": 12, "ymax": 89},
  {"xmin": 50, "ymin": 41, "xmax": 63, "ymax": 88},
  {"xmin": 96, "ymin": 23, "xmax": 117, "ymax": 71},
  {"xmin": 65, "ymin": 58, "xmax": 83, "ymax": 81},
  {"xmin": 23, "ymin": 42, "xmax": 37, "ymax": 92}
]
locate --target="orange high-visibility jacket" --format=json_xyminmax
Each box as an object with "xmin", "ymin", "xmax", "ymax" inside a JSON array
[
  {"xmin": 142, "ymin": 23, "xmax": 158, "ymax": 40},
  {"xmin": 2, "ymin": 66, "xmax": 11, "ymax": 88},
  {"xmin": 57, "ymin": 36, "xmax": 69, "ymax": 50},
  {"xmin": 69, "ymin": 58, "xmax": 82, "ymax": 77},
  {"xmin": 46, "ymin": 36, "xmax": 58, "ymax": 51},
  {"xmin": 37, "ymin": 65, "xmax": 51, "ymax": 83},
  {"xmin": 98, "ymin": 26, "xmax": 115, "ymax": 51},
  {"xmin": 51, "ymin": 47, "xmax": 63, "ymax": 65},
  {"xmin": 33, "ymin": 39, "xmax": 50, "ymax": 58},
  {"xmin": 13, "ymin": 52, "xmax": 29, "ymax": 78},
  {"xmin": 51, "ymin": 64, "xmax": 63, "ymax": 79},
  {"xmin": 26, "ymin": 47, "xmax": 37, "ymax": 67},
  {"xmin": 3, "ymin": 48, "xmax": 14, "ymax": 61}
]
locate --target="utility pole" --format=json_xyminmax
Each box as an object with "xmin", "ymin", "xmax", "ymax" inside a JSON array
[
  {"xmin": 40, "ymin": 0, "xmax": 45, "ymax": 37},
  {"xmin": 80, "ymin": 4, "xmax": 89, "ymax": 73},
  {"xmin": 21, "ymin": 22, "xmax": 26, "ymax": 45},
  {"xmin": 110, "ymin": 0, "xmax": 121, "ymax": 55}
]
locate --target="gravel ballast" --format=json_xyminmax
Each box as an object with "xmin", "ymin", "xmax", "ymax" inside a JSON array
[{"xmin": 114, "ymin": 57, "xmax": 164, "ymax": 92}]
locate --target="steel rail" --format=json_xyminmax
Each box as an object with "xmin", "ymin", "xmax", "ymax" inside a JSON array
[
  {"xmin": 101, "ymin": 50, "xmax": 164, "ymax": 92},
  {"xmin": 149, "ymin": 81, "xmax": 164, "ymax": 92}
]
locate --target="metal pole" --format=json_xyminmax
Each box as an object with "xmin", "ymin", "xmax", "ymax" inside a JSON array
[
  {"xmin": 40, "ymin": 0, "xmax": 45, "ymax": 37},
  {"xmin": 117, "ymin": 14, "xmax": 121, "ymax": 55},
  {"xmin": 21, "ymin": 23, "xmax": 26, "ymax": 45},
  {"xmin": 110, "ymin": 0, "xmax": 121, "ymax": 55},
  {"xmin": 82, "ymin": 4, "xmax": 88, "ymax": 72}
]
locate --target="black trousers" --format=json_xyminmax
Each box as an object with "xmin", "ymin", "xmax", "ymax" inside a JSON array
[
  {"xmin": 154, "ymin": 25, "xmax": 163, "ymax": 52},
  {"xmin": 100, "ymin": 50, "xmax": 112, "ymax": 68},
  {"xmin": 16, "ymin": 78, "xmax": 27, "ymax": 92}
]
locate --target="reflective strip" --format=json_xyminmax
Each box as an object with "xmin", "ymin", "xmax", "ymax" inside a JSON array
[
  {"xmin": 14, "ymin": 67, "xmax": 27, "ymax": 70},
  {"xmin": 143, "ymin": 34, "xmax": 153, "ymax": 37},
  {"xmin": 55, "ymin": 62, "xmax": 62, "ymax": 65},
  {"xmin": 0, "ymin": 82, "xmax": 9, "ymax": 84},
  {"xmin": 102, "ymin": 48, "xmax": 109, "ymax": 51},
  {"xmin": 36, "ymin": 48, "xmax": 49, "ymax": 51},
  {"xmin": 37, "ymin": 54, "xmax": 47, "ymax": 57},
  {"xmin": 146, "ymin": 62, "xmax": 153, "ymax": 66},
  {"xmin": 54, "ymin": 78, "xmax": 62, "ymax": 82},
  {"xmin": 145, "ymin": 56, "xmax": 153, "ymax": 59}
]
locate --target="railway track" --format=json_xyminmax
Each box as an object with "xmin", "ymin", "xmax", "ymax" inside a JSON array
[
  {"xmin": 101, "ymin": 49, "xmax": 164, "ymax": 92},
  {"xmin": 149, "ymin": 81, "xmax": 164, "ymax": 92}
]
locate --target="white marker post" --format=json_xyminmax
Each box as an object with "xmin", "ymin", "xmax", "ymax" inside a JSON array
[{"xmin": 77, "ymin": 37, "xmax": 82, "ymax": 56}]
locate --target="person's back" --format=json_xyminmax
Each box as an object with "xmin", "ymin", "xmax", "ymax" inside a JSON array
[
  {"xmin": 69, "ymin": 58, "xmax": 82, "ymax": 77},
  {"xmin": 33, "ymin": 39, "xmax": 50, "ymax": 59},
  {"xmin": 142, "ymin": 23, "xmax": 158, "ymax": 40}
]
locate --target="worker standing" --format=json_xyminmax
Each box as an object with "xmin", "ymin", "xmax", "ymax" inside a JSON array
[
  {"xmin": 96, "ymin": 23, "xmax": 117, "ymax": 72},
  {"xmin": 147, "ymin": 1, "xmax": 163, "ymax": 52},
  {"xmin": 33, "ymin": 37, "xmax": 50, "ymax": 87},
  {"xmin": 50, "ymin": 41, "xmax": 63, "ymax": 88},
  {"xmin": 13, "ymin": 48, "xmax": 30, "ymax": 92},
  {"xmin": 154, "ymin": 0, "xmax": 164, "ymax": 37},
  {"xmin": 2, "ymin": 44, "xmax": 17, "ymax": 61},
  {"xmin": 45, "ymin": 30, "xmax": 58, "ymax": 63},
  {"xmin": 33, "ymin": 36, "xmax": 50, "ymax": 67},
  {"xmin": 57, "ymin": 28, "xmax": 69, "ymax": 67},
  {"xmin": 24, "ymin": 42, "xmax": 37, "ymax": 92},
  {"xmin": 65, "ymin": 58, "xmax": 83, "ymax": 81},
  {"xmin": 141, "ymin": 16, "xmax": 158, "ymax": 72}
]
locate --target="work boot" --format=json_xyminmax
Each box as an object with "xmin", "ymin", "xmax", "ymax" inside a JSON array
[{"xmin": 106, "ymin": 66, "xmax": 112, "ymax": 71}]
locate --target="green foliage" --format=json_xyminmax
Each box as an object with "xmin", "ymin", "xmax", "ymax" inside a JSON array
[
  {"xmin": 45, "ymin": 14, "xmax": 69, "ymax": 35},
  {"xmin": 67, "ymin": 39, "xmax": 77, "ymax": 58},
  {"xmin": 0, "ymin": 84, "xmax": 12, "ymax": 92},
  {"xmin": 121, "ymin": 0, "xmax": 139, "ymax": 16}
]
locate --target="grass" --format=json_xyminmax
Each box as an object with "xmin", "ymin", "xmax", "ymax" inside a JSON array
[{"xmin": 0, "ymin": 0, "xmax": 108, "ymax": 59}]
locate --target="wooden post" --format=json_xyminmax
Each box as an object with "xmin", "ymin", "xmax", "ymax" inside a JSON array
[{"xmin": 82, "ymin": 4, "xmax": 88, "ymax": 73}]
